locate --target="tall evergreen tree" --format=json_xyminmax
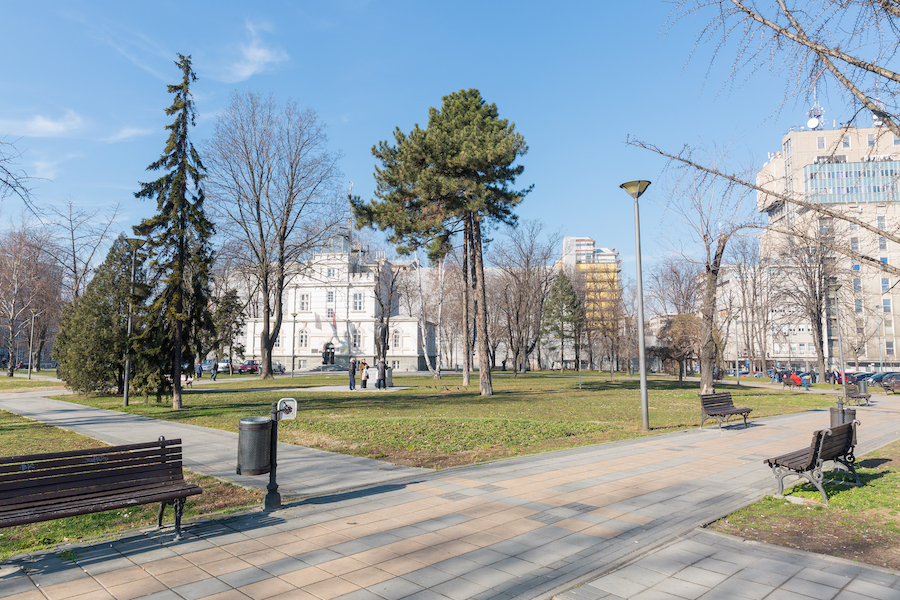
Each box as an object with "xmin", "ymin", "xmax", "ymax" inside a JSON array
[
  {"xmin": 354, "ymin": 89, "xmax": 530, "ymax": 395},
  {"xmin": 133, "ymin": 54, "xmax": 214, "ymax": 409},
  {"xmin": 543, "ymin": 270, "xmax": 583, "ymax": 370}
]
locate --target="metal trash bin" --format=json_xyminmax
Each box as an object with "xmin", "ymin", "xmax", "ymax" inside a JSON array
[
  {"xmin": 385, "ymin": 367, "xmax": 393, "ymax": 388},
  {"xmin": 857, "ymin": 380, "xmax": 868, "ymax": 394},
  {"xmin": 237, "ymin": 416, "xmax": 271, "ymax": 475},
  {"xmin": 830, "ymin": 406, "xmax": 856, "ymax": 428}
]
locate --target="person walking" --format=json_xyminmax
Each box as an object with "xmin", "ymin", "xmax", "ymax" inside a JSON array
[
  {"xmin": 195, "ymin": 360, "xmax": 202, "ymax": 380},
  {"xmin": 349, "ymin": 357, "xmax": 356, "ymax": 391},
  {"xmin": 211, "ymin": 356, "xmax": 219, "ymax": 381},
  {"xmin": 376, "ymin": 358, "xmax": 386, "ymax": 390},
  {"xmin": 360, "ymin": 360, "xmax": 368, "ymax": 389}
]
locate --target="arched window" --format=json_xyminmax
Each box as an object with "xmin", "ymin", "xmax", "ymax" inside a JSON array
[
  {"xmin": 392, "ymin": 329, "xmax": 401, "ymax": 349},
  {"xmin": 298, "ymin": 330, "xmax": 309, "ymax": 348}
]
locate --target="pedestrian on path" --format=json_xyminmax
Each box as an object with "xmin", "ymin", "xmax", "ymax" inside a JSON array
[
  {"xmin": 194, "ymin": 361, "xmax": 202, "ymax": 380},
  {"xmin": 211, "ymin": 356, "xmax": 219, "ymax": 381},
  {"xmin": 360, "ymin": 360, "xmax": 368, "ymax": 388},
  {"xmin": 349, "ymin": 357, "xmax": 356, "ymax": 390}
]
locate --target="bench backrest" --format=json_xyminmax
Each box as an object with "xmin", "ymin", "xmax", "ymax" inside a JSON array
[
  {"xmin": 0, "ymin": 438, "xmax": 187, "ymax": 506},
  {"xmin": 794, "ymin": 421, "xmax": 857, "ymax": 471},
  {"xmin": 700, "ymin": 392, "xmax": 735, "ymax": 411}
]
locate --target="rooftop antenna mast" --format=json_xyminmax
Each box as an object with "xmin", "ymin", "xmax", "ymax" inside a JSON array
[{"xmin": 807, "ymin": 88, "xmax": 824, "ymax": 130}]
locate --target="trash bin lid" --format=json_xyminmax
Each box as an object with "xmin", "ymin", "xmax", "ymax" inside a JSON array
[{"xmin": 239, "ymin": 416, "xmax": 271, "ymax": 426}]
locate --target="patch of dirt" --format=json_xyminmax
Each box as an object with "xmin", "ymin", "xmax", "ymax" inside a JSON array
[{"xmin": 712, "ymin": 511, "xmax": 900, "ymax": 571}]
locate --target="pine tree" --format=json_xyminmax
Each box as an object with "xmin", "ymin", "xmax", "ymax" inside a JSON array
[
  {"xmin": 354, "ymin": 89, "xmax": 530, "ymax": 395},
  {"xmin": 133, "ymin": 54, "xmax": 214, "ymax": 409},
  {"xmin": 543, "ymin": 270, "xmax": 583, "ymax": 370}
]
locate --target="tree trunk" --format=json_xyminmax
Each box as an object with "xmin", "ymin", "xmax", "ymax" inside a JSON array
[
  {"xmin": 472, "ymin": 215, "xmax": 493, "ymax": 395},
  {"xmin": 462, "ymin": 220, "xmax": 472, "ymax": 387},
  {"xmin": 699, "ymin": 234, "xmax": 729, "ymax": 395}
]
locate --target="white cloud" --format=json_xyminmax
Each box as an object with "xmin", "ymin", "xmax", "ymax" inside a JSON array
[
  {"xmin": 31, "ymin": 153, "xmax": 82, "ymax": 180},
  {"xmin": 0, "ymin": 110, "xmax": 85, "ymax": 138},
  {"xmin": 103, "ymin": 127, "xmax": 156, "ymax": 143},
  {"xmin": 218, "ymin": 21, "xmax": 289, "ymax": 83}
]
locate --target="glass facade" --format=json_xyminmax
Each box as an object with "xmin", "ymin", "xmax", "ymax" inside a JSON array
[{"xmin": 804, "ymin": 160, "xmax": 900, "ymax": 203}]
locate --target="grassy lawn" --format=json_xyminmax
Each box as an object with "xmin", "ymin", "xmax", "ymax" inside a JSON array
[
  {"xmin": 710, "ymin": 438, "xmax": 900, "ymax": 570},
  {"xmin": 0, "ymin": 411, "xmax": 262, "ymax": 561},
  {"xmin": 0, "ymin": 377, "xmax": 65, "ymax": 392},
  {"xmin": 56, "ymin": 373, "xmax": 836, "ymax": 468}
]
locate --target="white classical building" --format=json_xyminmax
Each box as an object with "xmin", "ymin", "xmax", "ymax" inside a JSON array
[{"xmin": 238, "ymin": 236, "xmax": 437, "ymax": 372}]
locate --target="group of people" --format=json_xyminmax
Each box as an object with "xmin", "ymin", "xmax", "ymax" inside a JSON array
[
  {"xmin": 771, "ymin": 367, "xmax": 810, "ymax": 390},
  {"xmin": 348, "ymin": 356, "xmax": 388, "ymax": 391},
  {"xmin": 193, "ymin": 357, "xmax": 220, "ymax": 381}
]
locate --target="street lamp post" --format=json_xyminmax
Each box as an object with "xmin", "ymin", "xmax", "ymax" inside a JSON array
[
  {"xmin": 732, "ymin": 315, "xmax": 740, "ymax": 386},
  {"xmin": 829, "ymin": 283, "xmax": 848, "ymax": 409},
  {"xmin": 291, "ymin": 313, "xmax": 297, "ymax": 378},
  {"xmin": 27, "ymin": 309, "xmax": 37, "ymax": 380},
  {"xmin": 123, "ymin": 239, "xmax": 144, "ymax": 407},
  {"xmin": 620, "ymin": 180, "xmax": 651, "ymax": 432}
]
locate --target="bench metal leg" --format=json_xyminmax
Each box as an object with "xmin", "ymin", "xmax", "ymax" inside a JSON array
[
  {"xmin": 173, "ymin": 498, "xmax": 185, "ymax": 541},
  {"xmin": 157, "ymin": 498, "xmax": 187, "ymax": 541},
  {"xmin": 770, "ymin": 464, "xmax": 830, "ymax": 505}
]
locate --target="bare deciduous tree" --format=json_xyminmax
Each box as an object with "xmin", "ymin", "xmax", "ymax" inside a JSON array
[
  {"xmin": 490, "ymin": 221, "xmax": 558, "ymax": 375},
  {"xmin": 0, "ymin": 137, "xmax": 33, "ymax": 208},
  {"xmin": 45, "ymin": 199, "xmax": 120, "ymax": 300},
  {"xmin": 206, "ymin": 91, "xmax": 344, "ymax": 378}
]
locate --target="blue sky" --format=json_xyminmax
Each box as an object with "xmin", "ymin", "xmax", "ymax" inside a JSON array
[{"xmin": 3, "ymin": 1, "xmax": 817, "ymax": 272}]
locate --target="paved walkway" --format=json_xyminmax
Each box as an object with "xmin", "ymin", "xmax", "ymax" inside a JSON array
[{"xmin": 1, "ymin": 386, "xmax": 900, "ymax": 600}]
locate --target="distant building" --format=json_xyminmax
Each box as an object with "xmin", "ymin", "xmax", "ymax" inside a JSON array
[
  {"xmin": 236, "ymin": 236, "xmax": 436, "ymax": 372},
  {"xmin": 750, "ymin": 111, "xmax": 900, "ymax": 372}
]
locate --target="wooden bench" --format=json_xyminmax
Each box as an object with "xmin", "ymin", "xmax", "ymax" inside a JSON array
[
  {"xmin": 782, "ymin": 377, "xmax": 802, "ymax": 389},
  {"xmin": 845, "ymin": 384, "xmax": 870, "ymax": 406},
  {"xmin": 700, "ymin": 392, "xmax": 753, "ymax": 429},
  {"xmin": 883, "ymin": 380, "xmax": 900, "ymax": 394},
  {"xmin": 0, "ymin": 437, "xmax": 202, "ymax": 541},
  {"xmin": 763, "ymin": 420, "xmax": 860, "ymax": 505}
]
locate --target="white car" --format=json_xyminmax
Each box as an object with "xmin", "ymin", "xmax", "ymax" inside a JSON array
[
  {"xmin": 271, "ymin": 361, "xmax": 286, "ymax": 374},
  {"xmin": 216, "ymin": 359, "xmax": 233, "ymax": 373}
]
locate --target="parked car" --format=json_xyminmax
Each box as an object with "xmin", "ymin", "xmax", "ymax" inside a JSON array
[
  {"xmin": 881, "ymin": 373, "xmax": 900, "ymax": 388},
  {"xmin": 201, "ymin": 359, "xmax": 214, "ymax": 373},
  {"xmin": 864, "ymin": 372, "xmax": 899, "ymax": 384},
  {"xmin": 238, "ymin": 360, "xmax": 260, "ymax": 374},
  {"xmin": 271, "ymin": 361, "xmax": 286, "ymax": 374},
  {"xmin": 217, "ymin": 359, "xmax": 233, "ymax": 373}
]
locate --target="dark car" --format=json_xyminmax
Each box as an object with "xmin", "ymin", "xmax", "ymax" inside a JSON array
[
  {"xmin": 863, "ymin": 372, "xmax": 896, "ymax": 384},
  {"xmin": 881, "ymin": 372, "xmax": 900, "ymax": 387},
  {"xmin": 238, "ymin": 360, "xmax": 260, "ymax": 374}
]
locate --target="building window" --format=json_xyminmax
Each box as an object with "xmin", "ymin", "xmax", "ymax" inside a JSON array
[
  {"xmin": 352, "ymin": 292, "xmax": 364, "ymax": 311},
  {"xmin": 882, "ymin": 257, "xmax": 889, "ymax": 264},
  {"xmin": 392, "ymin": 330, "xmax": 401, "ymax": 349},
  {"xmin": 326, "ymin": 308, "xmax": 334, "ymax": 319},
  {"xmin": 852, "ymin": 263, "xmax": 860, "ymax": 271},
  {"xmin": 817, "ymin": 136, "xmax": 825, "ymax": 149},
  {"xmin": 327, "ymin": 291, "xmax": 335, "ymax": 303},
  {"xmin": 895, "ymin": 135, "xmax": 900, "ymax": 146},
  {"xmin": 880, "ymin": 237, "xmax": 888, "ymax": 251},
  {"xmin": 843, "ymin": 135, "xmax": 851, "ymax": 148},
  {"xmin": 298, "ymin": 330, "xmax": 308, "ymax": 348},
  {"xmin": 879, "ymin": 216, "xmax": 887, "ymax": 229},
  {"xmin": 885, "ymin": 298, "xmax": 892, "ymax": 313},
  {"xmin": 853, "ymin": 278, "xmax": 861, "ymax": 292},
  {"xmin": 856, "ymin": 299, "xmax": 863, "ymax": 313},
  {"xmin": 888, "ymin": 341, "xmax": 895, "ymax": 356},
  {"xmin": 868, "ymin": 133, "xmax": 876, "ymax": 147},
  {"xmin": 299, "ymin": 294, "xmax": 310, "ymax": 311},
  {"xmin": 886, "ymin": 319, "xmax": 893, "ymax": 334},
  {"xmin": 352, "ymin": 331, "xmax": 361, "ymax": 348},
  {"xmin": 391, "ymin": 360, "xmax": 400, "ymax": 369},
  {"xmin": 273, "ymin": 336, "xmax": 281, "ymax": 348},
  {"xmin": 298, "ymin": 359, "xmax": 307, "ymax": 369},
  {"xmin": 327, "ymin": 268, "xmax": 336, "ymax": 278},
  {"xmin": 884, "ymin": 278, "xmax": 891, "ymax": 293},
  {"xmin": 850, "ymin": 237, "xmax": 859, "ymax": 251}
]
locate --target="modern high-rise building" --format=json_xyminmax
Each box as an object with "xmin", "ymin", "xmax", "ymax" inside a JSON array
[{"xmin": 752, "ymin": 112, "xmax": 900, "ymax": 372}]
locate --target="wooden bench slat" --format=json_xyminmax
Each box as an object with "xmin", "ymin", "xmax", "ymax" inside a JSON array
[
  {"xmin": 0, "ymin": 468, "xmax": 186, "ymax": 502},
  {"xmin": 0, "ymin": 439, "xmax": 184, "ymax": 465}
]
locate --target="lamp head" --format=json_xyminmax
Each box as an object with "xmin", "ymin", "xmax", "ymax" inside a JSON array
[
  {"xmin": 620, "ymin": 180, "xmax": 651, "ymax": 200},
  {"xmin": 828, "ymin": 283, "xmax": 842, "ymax": 292}
]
